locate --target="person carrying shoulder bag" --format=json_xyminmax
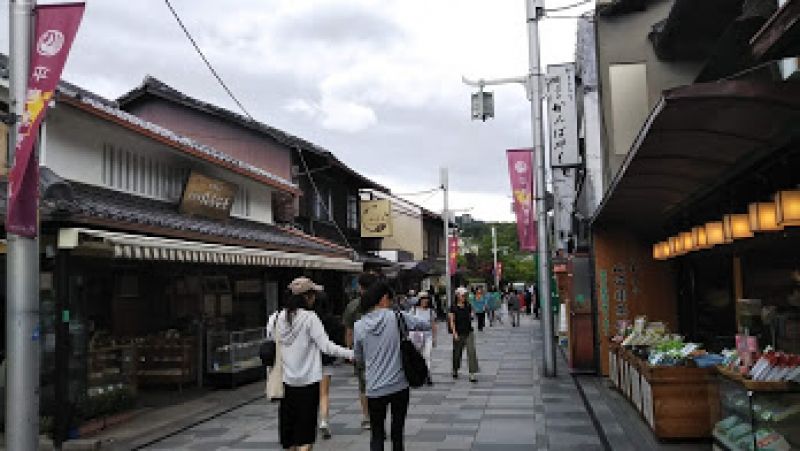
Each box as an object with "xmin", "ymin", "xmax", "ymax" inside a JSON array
[
  {"xmin": 354, "ymin": 282, "xmax": 430, "ymax": 451},
  {"xmin": 267, "ymin": 277, "xmax": 353, "ymax": 451}
]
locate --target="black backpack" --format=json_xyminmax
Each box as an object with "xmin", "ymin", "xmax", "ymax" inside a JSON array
[{"xmin": 394, "ymin": 311, "xmax": 429, "ymax": 388}]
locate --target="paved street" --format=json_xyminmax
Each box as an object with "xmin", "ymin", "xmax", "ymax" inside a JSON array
[{"xmin": 143, "ymin": 314, "xmax": 602, "ymax": 451}]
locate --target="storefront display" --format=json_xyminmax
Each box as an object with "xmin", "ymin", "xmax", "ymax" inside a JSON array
[
  {"xmin": 609, "ymin": 318, "xmax": 720, "ymax": 439},
  {"xmin": 206, "ymin": 327, "xmax": 268, "ymax": 387},
  {"xmin": 714, "ymin": 371, "xmax": 800, "ymax": 451},
  {"xmin": 136, "ymin": 333, "xmax": 197, "ymax": 390}
]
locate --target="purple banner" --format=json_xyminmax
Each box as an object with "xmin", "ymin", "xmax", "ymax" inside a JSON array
[
  {"xmin": 506, "ymin": 149, "xmax": 537, "ymax": 251},
  {"xmin": 7, "ymin": 3, "xmax": 85, "ymax": 237}
]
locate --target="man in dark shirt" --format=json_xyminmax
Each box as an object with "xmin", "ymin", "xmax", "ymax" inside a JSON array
[
  {"xmin": 343, "ymin": 272, "xmax": 378, "ymax": 430},
  {"xmin": 449, "ymin": 286, "xmax": 479, "ymax": 382}
]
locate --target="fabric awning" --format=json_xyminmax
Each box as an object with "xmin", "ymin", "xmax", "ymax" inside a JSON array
[
  {"xmin": 57, "ymin": 228, "xmax": 363, "ymax": 272},
  {"xmin": 592, "ymin": 79, "xmax": 800, "ymax": 238}
]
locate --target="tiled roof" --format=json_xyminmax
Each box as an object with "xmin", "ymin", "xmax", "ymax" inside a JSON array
[
  {"xmin": 49, "ymin": 183, "xmax": 352, "ymax": 257},
  {"xmin": 0, "ymin": 53, "xmax": 299, "ymax": 195}
]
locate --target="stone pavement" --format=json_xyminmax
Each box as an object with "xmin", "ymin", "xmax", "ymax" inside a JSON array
[{"xmin": 143, "ymin": 314, "xmax": 603, "ymax": 451}]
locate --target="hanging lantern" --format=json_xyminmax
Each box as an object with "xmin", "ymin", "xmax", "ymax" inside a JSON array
[
  {"xmin": 723, "ymin": 214, "xmax": 753, "ymax": 240},
  {"xmin": 669, "ymin": 235, "xmax": 684, "ymax": 255},
  {"xmin": 748, "ymin": 202, "xmax": 782, "ymax": 232},
  {"xmin": 661, "ymin": 241, "xmax": 672, "ymax": 259},
  {"xmin": 706, "ymin": 221, "xmax": 726, "ymax": 246},
  {"xmin": 653, "ymin": 242, "xmax": 664, "ymax": 260},
  {"xmin": 776, "ymin": 190, "xmax": 800, "ymax": 226},
  {"xmin": 692, "ymin": 226, "xmax": 709, "ymax": 249},
  {"xmin": 681, "ymin": 231, "xmax": 695, "ymax": 252}
]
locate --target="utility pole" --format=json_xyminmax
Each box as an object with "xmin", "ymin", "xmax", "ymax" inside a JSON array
[
  {"xmin": 8, "ymin": 0, "xmax": 41, "ymax": 449},
  {"xmin": 527, "ymin": 0, "xmax": 556, "ymax": 377},
  {"xmin": 492, "ymin": 226, "xmax": 499, "ymax": 289},
  {"xmin": 462, "ymin": 0, "xmax": 555, "ymax": 376},
  {"xmin": 440, "ymin": 168, "xmax": 451, "ymax": 312}
]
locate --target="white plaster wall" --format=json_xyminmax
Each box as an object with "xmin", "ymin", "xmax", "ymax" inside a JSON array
[{"xmin": 44, "ymin": 103, "xmax": 274, "ymax": 224}]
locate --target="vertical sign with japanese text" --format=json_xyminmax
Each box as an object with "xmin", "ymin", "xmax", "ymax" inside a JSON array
[
  {"xmin": 7, "ymin": 3, "xmax": 85, "ymax": 237},
  {"xmin": 506, "ymin": 149, "xmax": 537, "ymax": 251},
  {"xmin": 546, "ymin": 63, "xmax": 580, "ymax": 167}
]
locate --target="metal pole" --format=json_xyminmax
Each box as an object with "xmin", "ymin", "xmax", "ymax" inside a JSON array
[
  {"xmin": 526, "ymin": 0, "xmax": 556, "ymax": 377},
  {"xmin": 8, "ymin": 1, "xmax": 41, "ymax": 449},
  {"xmin": 492, "ymin": 226, "xmax": 498, "ymax": 289},
  {"xmin": 441, "ymin": 168, "xmax": 451, "ymax": 311}
]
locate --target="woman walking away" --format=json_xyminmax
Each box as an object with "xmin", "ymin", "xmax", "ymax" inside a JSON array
[
  {"xmin": 314, "ymin": 292, "xmax": 344, "ymax": 440},
  {"xmin": 450, "ymin": 287, "xmax": 479, "ymax": 382},
  {"xmin": 410, "ymin": 291, "xmax": 437, "ymax": 385},
  {"xmin": 354, "ymin": 282, "xmax": 431, "ymax": 451},
  {"xmin": 268, "ymin": 277, "xmax": 354, "ymax": 451}
]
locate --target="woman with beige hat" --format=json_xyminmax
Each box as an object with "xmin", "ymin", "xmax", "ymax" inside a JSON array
[{"xmin": 267, "ymin": 277, "xmax": 354, "ymax": 451}]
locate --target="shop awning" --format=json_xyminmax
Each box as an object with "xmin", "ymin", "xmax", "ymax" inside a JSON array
[
  {"xmin": 592, "ymin": 79, "xmax": 800, "ymax": 238},
  {"xmin": 57, "ymin": 228, "xmax": 363, "ymax": 272}
]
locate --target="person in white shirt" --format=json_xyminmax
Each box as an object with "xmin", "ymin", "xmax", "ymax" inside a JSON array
[
  {"xmin": 267, "ymin": 277, "xmax": 354, "ymax": 451},
  {"xmin": 410, "ymin": 291, "xmax": 437, "ymax": 385}
]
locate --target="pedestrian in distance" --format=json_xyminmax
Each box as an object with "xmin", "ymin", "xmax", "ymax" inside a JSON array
[
  {"xmin": 354, "ymin": 282, "xmax": 431, "ymax": 451},
  {"xmin": 410, "ymin": 291, "xmax": 437, "ymax": 385},
  {"xmin": 267, "ymin": 277, "xmax": 354, "ymax": 451},
  {"xmin": 342, "ymin": 272, "xmax": 379, "ymax": 431},
  {"xmin": 508, "ymin": 290, "xmax": 521, "ymax": 327},
  {"xmin": 450, "ymin": 286, "xmax": 479, "ymax": 382},
  {"xmin": 525, "ymin": 287, "xmax": 534, "ymax": 317},
  {"xmin": 471, "ymin": 287, "xmax": 488, "ymax": 331},
  {"xmin": 314, "ymin": 291, "xmax": 343, "ymax": 440}
]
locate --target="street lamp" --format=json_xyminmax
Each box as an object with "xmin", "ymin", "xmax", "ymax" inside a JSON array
[{"xmin": 462, "ymin": 0, "xmax": 556, "ymax": 377}]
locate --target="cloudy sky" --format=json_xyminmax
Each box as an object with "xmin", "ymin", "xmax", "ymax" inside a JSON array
[{"xmin": 2, "ymin": 0, "xmax": 591, "ymax": 221}]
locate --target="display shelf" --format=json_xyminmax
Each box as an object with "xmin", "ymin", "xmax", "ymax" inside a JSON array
[
  {"xmin": 714, "ymin": 371, "xmax": 800, "ymax": 450},
  {"xmin": 87, "ymin": 344, "xmax": 137, "ymax": 395},
  {"xmin": 136, "ymin": 337, "xmax": 196, "ymax": 390},
  {"xmin": 612, "ymin": 346, "xmax": 718, "ymax": 440},
  {"xmin": 206, "ymin": 327, "xmax": 267, "ymax": 387}
]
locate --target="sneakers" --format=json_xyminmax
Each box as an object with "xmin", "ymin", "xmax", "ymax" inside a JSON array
[
  {"xmin": 320, "ymin": 420, "xmax": 332, "ymax": 439},
  {"xmin": 469, "ymin": 374, "xmax": 477, "ymax": 383},
  {"xmin": 361, "ymin": 419, "xmax": 371, "ymax": 430}
]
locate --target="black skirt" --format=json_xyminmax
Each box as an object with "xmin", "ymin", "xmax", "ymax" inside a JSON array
[{"xmin": 279, "ymin": 382, "xmax": 320, "ymax": 448}]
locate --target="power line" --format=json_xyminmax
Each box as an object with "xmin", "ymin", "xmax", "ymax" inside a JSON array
[
  {"xmin": 163, "ymin": 0, "xmax": 353, "ymax": 250},
  {"xmin": 163, "ymin": 0, "xmax": 253, "ymax": 124},
  {"xmin": 544, "ymin": 0, "xmax": 593, "ymax": 13}
]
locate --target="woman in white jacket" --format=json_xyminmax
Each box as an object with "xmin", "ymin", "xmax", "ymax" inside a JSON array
[{"xmin": 267, "ymin": 277, "xmax": 354, "ymax": 451}]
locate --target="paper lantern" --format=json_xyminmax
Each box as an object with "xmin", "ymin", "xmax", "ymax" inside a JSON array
[
  {"xmin": 669, "ymin": 235, "xmax": 684, "ymax": 255},
  {"xmin": 680, "ymin": 231, "xmax": 695, "ymax": 252},
  {"xmin": 776, "ymin": 190, "xmax": 800, "ymax": 226},
  {"xmin": 748, "ymin": 202, "xmax": 782, "ymax": 232},
  {"xmin": 692, "ymin": 226, "xmax": 709, "ymax": 249},
  {"xmin": 653, "ymin": 243, "xmax": 664, "ymax": 260},
  {"xmin": 723, "ymin": 214, "xmax": 753, "ymax": 240},
  {"xmin": 661, "ymin": 241, "xmax": 672, "ymax": 259},
  {"xmin": 705, "ymin": 221, "xmax": 726, "ymax": 246}
]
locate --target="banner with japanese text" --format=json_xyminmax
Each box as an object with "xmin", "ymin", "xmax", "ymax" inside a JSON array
[
  {"xmin": 7, "ymin": 3, "xmax": 85, "ymax": 237},
  {"xmin": 448, "ymin": 236, "xmax": 459, "ymax": 275},
  {"xmin": 506, "ymin": 149, "xmax": 537, "ymax": 251},
  {"xmin": 495, "ymin": 261, "xmax": 503, "ymax": 281}
]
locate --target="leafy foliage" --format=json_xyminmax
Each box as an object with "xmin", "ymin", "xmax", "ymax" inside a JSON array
[{"xmin": 457, "ymin": 222, "xmax": 537, "ymax": 285}]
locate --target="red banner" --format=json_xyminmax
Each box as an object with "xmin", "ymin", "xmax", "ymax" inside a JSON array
[
  {"xmin": 448, "ymin": 236, "xmax": 459, "ymax": 275},
  {"xmin": 495, "ymin": 261, "xmax": 503, "ymax": 281},
  {"xmin": 506, "ymin": 149, "xmax": 537, "ymax": 251},
  {"xmin": 7, "ymin": 3, "xmax": 85, "ymax": 237}
]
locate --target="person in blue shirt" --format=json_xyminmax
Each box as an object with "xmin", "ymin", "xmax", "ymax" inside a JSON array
[{"xmin": 471, "ymin": 287, "xmax": 488, "ymax": 331}]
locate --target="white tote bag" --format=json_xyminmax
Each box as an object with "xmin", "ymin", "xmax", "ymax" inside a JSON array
[{"xmin": 265, "ymin": 315, "xmax": 284, "ymax": 400}]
